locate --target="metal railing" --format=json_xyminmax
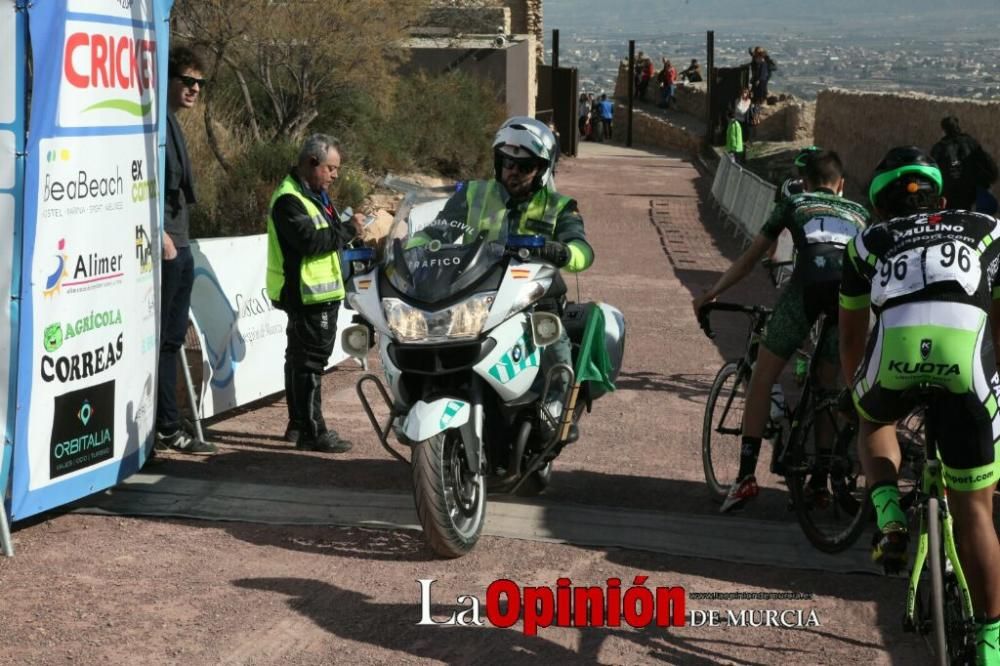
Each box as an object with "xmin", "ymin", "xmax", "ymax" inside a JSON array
[{"xmin": 710, "ymin": 154, "xmax": 777, "ymax": 246}]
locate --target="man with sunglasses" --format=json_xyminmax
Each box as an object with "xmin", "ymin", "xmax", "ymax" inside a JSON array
[
  {"xmin": 155, "ymin": 46, "xmax": 217, "ymax": 455},
  {"xmin": 431, "ymin": 116, "xmax": 594, "ymax": 440}
]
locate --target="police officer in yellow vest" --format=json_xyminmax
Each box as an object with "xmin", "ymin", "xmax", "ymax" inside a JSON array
[
  {"xmin": 266, "ymin": 134, "xmax": 364, "ymax": 452},
  {"xmin": 433, "ymin": 117, "xmax": 595, "ymax": 438}
]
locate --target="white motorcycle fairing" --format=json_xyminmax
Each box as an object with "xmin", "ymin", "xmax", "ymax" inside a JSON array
[
  {"xmin": 473, "ymin": 314, "xmax": 542, "ymax": 402},
  {"xmin": 401, "ymin": 397, "xmax": 483, "ymax": 470},
  {"xmin": 402, "ymin": 397, "xmax": 471, "ymax": 440}
]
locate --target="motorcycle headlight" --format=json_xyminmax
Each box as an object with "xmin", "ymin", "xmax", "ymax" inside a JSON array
[{"xmin": 383, "ymin": 292, "xmax": 496, "ymax": 343}]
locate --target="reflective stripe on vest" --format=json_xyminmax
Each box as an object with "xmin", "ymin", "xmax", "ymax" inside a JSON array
[
  {"xmin": 265, "ymin": 175, "xmax": 346, "ymax": 305},
  {"xmin": 465, "ymin": 180, "xmax": 571, "ymax": 240}
]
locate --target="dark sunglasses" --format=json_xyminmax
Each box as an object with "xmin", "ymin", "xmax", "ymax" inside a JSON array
[
  {"xmin": 175, "ymin": 74, "xmax": 207, "ymax": 89},
  {"xmin": 501, "ymin": 157, "xmax": 540, "ymax": 174}
]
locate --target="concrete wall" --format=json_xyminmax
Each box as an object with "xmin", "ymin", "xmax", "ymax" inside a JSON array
[
  {"xmin": 505, "ymin": 36, "xmax": 536, "ymax": 117},
  {"xmin": 404, "ymin": 35, "xmax": 536, "ymax": 118},
  {"xmin": 814, "ymin": 88, "xmax": 1000, "ymax": 200}
]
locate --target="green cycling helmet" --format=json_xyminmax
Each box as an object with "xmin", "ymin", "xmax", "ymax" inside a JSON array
[
  {"xmin": 868, "ymin": 146, "xmax": 943, "ymax": 208},
  {"xmin": 793, "ymin": 145, "xmax": 821, "ymax": 168}
]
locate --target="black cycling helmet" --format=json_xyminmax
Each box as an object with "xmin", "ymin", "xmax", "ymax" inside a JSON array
[
  {"xmin": 868, "ymin": 146, "xmax": 943, "ymax": 209},
  {"xmin": 793, "ymin": 145, "xmax": 821, "ymax": 168}
]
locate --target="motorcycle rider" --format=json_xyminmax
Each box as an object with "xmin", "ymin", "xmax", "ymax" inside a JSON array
[{"xmin": 430, "ymin": 117, "xmax": 595, "ymax": 438}]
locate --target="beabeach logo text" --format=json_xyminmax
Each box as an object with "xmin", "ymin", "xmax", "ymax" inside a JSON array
[{"xmin": 59, "ymin": 20, "xmax": 157, "ymax": 127}]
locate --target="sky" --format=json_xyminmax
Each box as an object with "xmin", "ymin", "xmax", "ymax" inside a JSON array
[{"xmin": 544, "ymin": 0, "xmax": 1000, "ymax": 38}]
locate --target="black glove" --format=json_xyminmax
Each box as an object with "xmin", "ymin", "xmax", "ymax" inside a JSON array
[{"xmin": 539, "ymin": 241, "xmax": 570, "ymax": 267}]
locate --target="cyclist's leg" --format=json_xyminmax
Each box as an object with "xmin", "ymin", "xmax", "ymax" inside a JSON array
[
  {"xmin": 932, "ymin": 386, "xmax": 1000, "ymax": 661},
  {"xmin": 721, "ymin": 283, "xmax": 801, "ymax": 511},
  {"xmin": 721, "ymin": 346, "xmax": 784, "ymax": 511},
  {"xmin": 853, "ymin": 314, "xmax": 912, "ymax": 568}
]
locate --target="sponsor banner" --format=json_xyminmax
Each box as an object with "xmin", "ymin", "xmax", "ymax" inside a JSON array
[
  {"xmin": 189, "ymin": 235, "xmax": 355, "ymax": 419},
  {"xmin": 1, "ymin": 2, "xmax": 26, "ymax": 517},
  {"xmin": 11, "ymin": 0, "xmax": 171, "ymax": 520}
]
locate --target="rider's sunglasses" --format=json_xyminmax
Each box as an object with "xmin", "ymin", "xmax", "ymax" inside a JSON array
[
  {"xmin": 501, "ymin": 157, "xmax": 540, "ymax": 174},
  {"xmin": 175, "ymin": 74, "xmax": 207, "ymax": 89}
]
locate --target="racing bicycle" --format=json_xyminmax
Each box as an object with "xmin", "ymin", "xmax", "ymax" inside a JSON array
[
  {"xmin": 698, "ymin": 300, "xmax": 870, "ymax": 553},
  {"xmin": 896, "ymin": 394, "xmax": 977, "ymax": 665}
]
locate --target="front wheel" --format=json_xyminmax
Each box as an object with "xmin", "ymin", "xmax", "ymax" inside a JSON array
[
  {"xmin": 412, "ymin": 430, "xmax": 486, "ymax": 558},
  {"xmin": 703, "ymin": 362, "xmax": 748, "ymax": 501}
]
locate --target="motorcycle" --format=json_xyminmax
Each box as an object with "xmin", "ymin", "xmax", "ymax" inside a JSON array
[{"xmin": 339, "ymin": 196, "xmax": 625, "ymax": 557}]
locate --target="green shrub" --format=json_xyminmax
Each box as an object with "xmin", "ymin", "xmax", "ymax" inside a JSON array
[{"xmin": 188, "ymin": 70, "xmax": 504, "ymax": 237}]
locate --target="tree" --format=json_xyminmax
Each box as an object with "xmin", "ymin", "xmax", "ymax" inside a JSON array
[{"xmin": 171, "ymin": 0, "xmax": 432, "ymax": 170}]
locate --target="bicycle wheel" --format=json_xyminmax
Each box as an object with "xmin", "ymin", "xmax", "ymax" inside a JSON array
[
  {"xmin": 926, "ymin": 496, "xmax": 948, "ymax": 665},
  {"xmin": 789, "ymin": 396, "xmax": 871, "ymax": 553},
  {"xmin": 703, "ymin": 362, "xmax": 747, "ymax": 501}
]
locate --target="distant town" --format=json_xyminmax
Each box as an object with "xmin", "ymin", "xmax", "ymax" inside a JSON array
[{"xmin": 551, "ymin": 30, "xmax": 1000, "ymax": 102}]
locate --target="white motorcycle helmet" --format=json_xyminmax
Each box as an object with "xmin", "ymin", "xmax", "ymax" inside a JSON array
[{"xmin": 492, "ymin": 116, "xmax": 558, "ymax": 190}]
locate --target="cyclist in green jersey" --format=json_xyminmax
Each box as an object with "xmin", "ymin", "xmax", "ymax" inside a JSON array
[
  {"xmin": 839, "ymin": 146, "xmax": 1000, "ymax": 665},
  {"xmin": 694, "ymin": 151, "xmax": 870, "ymax": 512}
]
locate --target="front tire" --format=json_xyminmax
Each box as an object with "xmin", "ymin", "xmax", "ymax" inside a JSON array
[
  {"xmin": 412, "ymin": 430, "xmax": 486, "ymax": 558},
  {"xmin": 703, "ymin": 362, "xmax": 748, "ymax": 501}
]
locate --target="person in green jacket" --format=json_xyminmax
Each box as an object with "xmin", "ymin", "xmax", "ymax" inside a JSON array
[
  {"xmin": 726, "ymin": 110, "xmax": 745, "ymax": 164},
  {"xmin": 266, "ymin": 134, "xmax": 364, "ymax": 452}
]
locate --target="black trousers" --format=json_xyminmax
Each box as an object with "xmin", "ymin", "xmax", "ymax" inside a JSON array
[
  {"xmin": 283, "ymin": 303, "xmax": 339, "ymax": 440},
  {"xmin": 156, "ymin": 245, "xmax": 194, "ymax": 433}
]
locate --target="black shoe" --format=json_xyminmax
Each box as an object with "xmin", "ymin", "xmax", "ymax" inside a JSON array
[
  {"xmin": 871, "ymin": 522, "xmax": 909, "ymax": 574},
  {"xmin": 283, "ymin": 423, "xmax": 301, "ymax": 443},
  {"xmin": 296, "ymin": 431, "xmax": 352, "ymax": 453}
]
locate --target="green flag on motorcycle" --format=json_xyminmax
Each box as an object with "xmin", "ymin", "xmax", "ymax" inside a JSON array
[{"xmin": 574, "ymin": 304, "xmax": 615, "ymax": 393}]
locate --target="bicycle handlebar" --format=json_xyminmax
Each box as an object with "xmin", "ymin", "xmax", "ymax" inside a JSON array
[{"xmin": 697, "ymin": 301, "xmax": 772, "ymax": 340}]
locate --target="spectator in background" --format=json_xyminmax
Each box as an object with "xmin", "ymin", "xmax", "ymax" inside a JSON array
[
  {"xmin": 156, "ymin": 46, "xmax": 217, "ymax": 455},
  {"xmin": 680, "ymin": 59, "xmax": 703, "ymax": 83},
  {"xmin": 659, "ymin": 58, "xmax": 677, "ymax": 109},
  {"xmin": 930, "ymin": 115, "xmax": 999, "ymax": 211},
  {"xmin": 578, "ymin": 92, "xmax": 590, "ymax": 141},
  {"xmin": 266, "ymin": 134, "xmax": 364, "ymax": 453},
  {"xmin": 635, "ymin": 51, "xmax": 655, "ymax": 102},
  {"xmin": 734, "ymin": 87, "xmax": 753, "ymax": 145},
  {"xmin": 598, "ymin": 93, "xmax": 614, "ymax": 141},
  {"xmin": 749, "ymin": 46, "xmax": 775, "ymax": 104},
  {"xmin": 589, "ymin": 93, "xmax": 602, "ymax": 142},
  {"xmin": 726, "ymin": 110, "xmax": 744, "ymax": 164}
]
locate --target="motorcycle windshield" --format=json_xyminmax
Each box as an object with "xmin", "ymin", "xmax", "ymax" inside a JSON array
[{"xmin": 383, "ymin": 197, "xmax": 508, "ymax": 304}]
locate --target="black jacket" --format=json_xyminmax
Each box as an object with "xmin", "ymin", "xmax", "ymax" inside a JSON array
[{"xmin": 270, "ymin": 170, "xmax": 356, "ymax": 310}]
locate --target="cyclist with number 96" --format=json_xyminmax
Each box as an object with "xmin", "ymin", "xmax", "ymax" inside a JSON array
[{"xmin": 839, "ymin": 146, "xmax": 1000, "ymax": 665}]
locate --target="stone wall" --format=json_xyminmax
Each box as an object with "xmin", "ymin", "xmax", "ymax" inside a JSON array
[
  {"xmin": 419, "ymin": 6, "xmax": 510, "ymax": 35},
  {"xmin": 611, "ymin": 104, "xmax": 702, "ymax": 157},
  {"xmin": 502, "ymin": 0, "xmax": 543, "ymax": 63},
  {"xmin": 422, "ymin": 1, "xmax": 542, "ymax": 62},
  {"xmin": 814, "ymin": 89, "xmax": 1000, "ymax": 200},
  {"xmin": 612, "ymin": 61, "xmax": 814, "ymax": 145}
]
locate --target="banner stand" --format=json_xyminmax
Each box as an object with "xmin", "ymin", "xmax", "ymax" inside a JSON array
[
  {"xmin": 1, "ymin": 503, "xmax": 12, "ymax": 556},
  {"xmin": 180, "ymin": 343, "xmax": 206, "ymax": 444}
]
